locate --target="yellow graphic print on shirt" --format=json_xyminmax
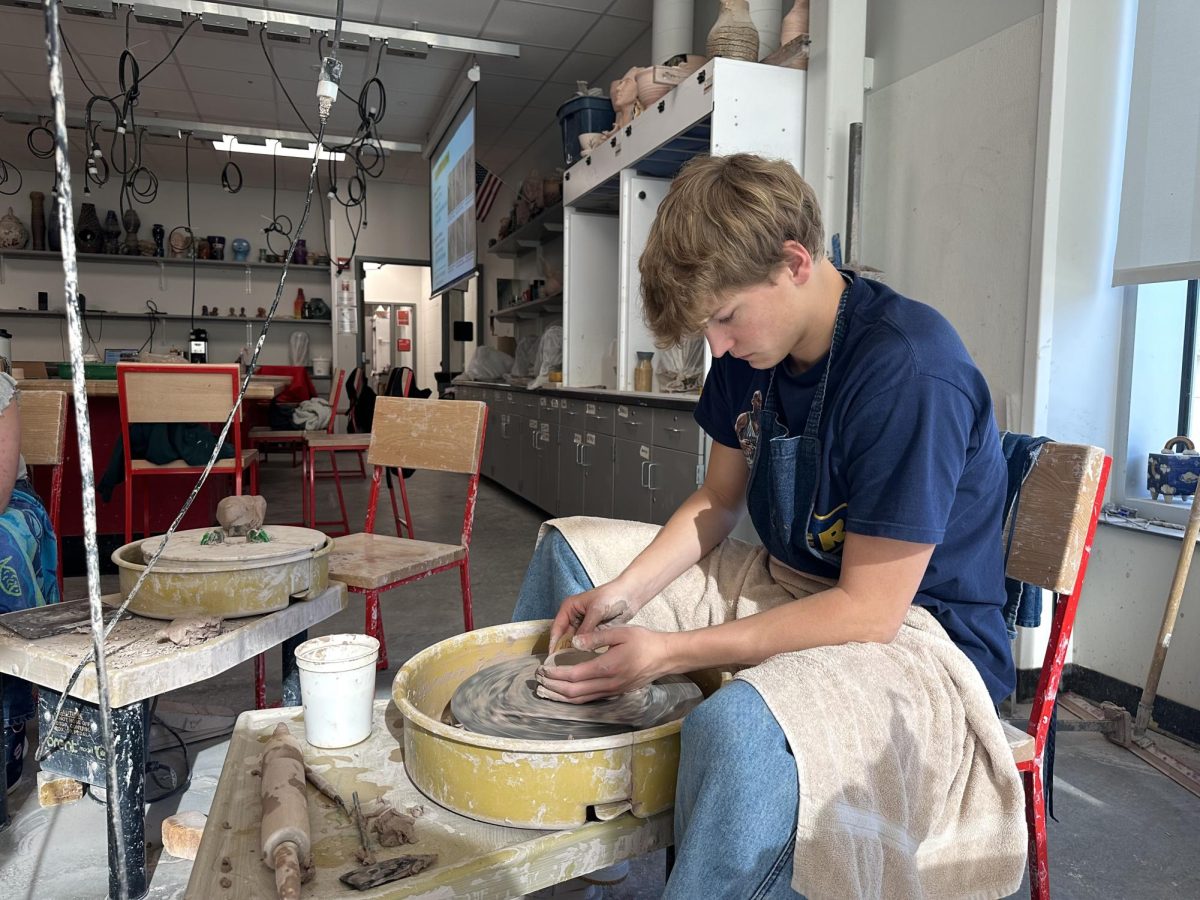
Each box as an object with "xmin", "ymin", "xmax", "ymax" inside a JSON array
[{"xmin": 808, "ymin": 503, "xmax": 848, "ymax": 553}]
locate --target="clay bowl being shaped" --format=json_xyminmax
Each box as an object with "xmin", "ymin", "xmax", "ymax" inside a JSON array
[{"xmin": 392, "ymin": 620, "xmax": 724, "ymax": 829}]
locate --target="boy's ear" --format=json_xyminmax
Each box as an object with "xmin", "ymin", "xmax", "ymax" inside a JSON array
[{"xmin": 782, "ymin": 240, "xmax": 814, "ymax": 284}]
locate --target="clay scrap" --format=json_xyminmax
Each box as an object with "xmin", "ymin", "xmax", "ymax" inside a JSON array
[
  {"xmin": 361, "ymin": 799, "xmax": 421, "ymax": 847},
  {"xmin": 339, "ymin": 854, "xmax": 439, "ymax": 891},
  {"xmin": 155, "ymin": 616, "xmax": 223, "ymax": 646}
]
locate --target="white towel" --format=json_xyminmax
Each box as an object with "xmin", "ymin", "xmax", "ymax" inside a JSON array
[
  {"xmin": 292, "ymin": 397, "xmax": 331, "ymax": 432},
  {"xmin": 544, "ymin": 516, "xmax": 1026, "ymax": 900}
]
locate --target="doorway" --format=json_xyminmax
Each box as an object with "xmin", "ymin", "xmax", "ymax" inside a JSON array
[{"xmin": 357, "ymin": 258, "xmax": 434, "ymax": 392}]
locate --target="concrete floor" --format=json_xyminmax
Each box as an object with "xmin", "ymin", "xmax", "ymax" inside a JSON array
[{"xmin": 2, "ymin": 457, "xmax": 1199, "ymax": 899}]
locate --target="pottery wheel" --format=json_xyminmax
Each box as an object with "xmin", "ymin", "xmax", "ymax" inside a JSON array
[
  {"xmin": 140, "ymin": 526, "xmax": 326, "ymax": 571},
  {"xmin": 450, "ymin": 655, "xmax": 702, "ymax": 740}
]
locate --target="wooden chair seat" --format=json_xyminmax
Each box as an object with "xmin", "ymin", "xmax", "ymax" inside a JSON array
[
  {"xmin": 250, "ymin": 427, "xmax": 306, "ymax": 440},
  {"xmin": 306, "ymin": 432, "xmax": 372, "ymax": 450},
  {"xmin": 1002, "ymin": 720, "xmax": 1035, "ymax": 766},
  {"xmin": 329, "ymin": 533, "xmax": 466, "ymax": 589},
  {"xmin": 131, "ymin": 449, "xmax": 259, "ymax": 470}
]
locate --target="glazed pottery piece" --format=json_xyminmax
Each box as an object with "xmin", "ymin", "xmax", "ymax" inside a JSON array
[
  {"xmin": 707, "ymin": 0, "xmax": 760, "ymax": 61},
  {"xmin": 29, "ymin": 191, "xmax": 45, "ymax": 251},
  {"xmin": 291, "ymin": 238, "xmax": 307, "ymax": 265},
  {"xmin": 103, "ymin": 210, "xmax": 121, "ymax": 254},
  {"xmin": 122, "ymin": 207, "xmax": 141, "ymax": 254},
  {"xmin": 207, "ymin": 235, "xmax": 225, "ymax": 260},
  {"xmin": 197, "ymin": 239, "xmax": 211, "ymax": 260},
  {"xmin": 167, "ymin": 226, "xmax": 192, "ymax": 259},
  {"xmin": 76, "ymin": 203, "xmax": 102, "ymax": 254},
  {"xmin": 0, "ymin": 206, "xmax": 29, "ymax": 249},
  {"xmin": 152, "ymin": 223, "xmax": 165, "ymax": 257},
  {"xmin": 46, "ymin": 194, "xmax": 61, "ymax": 252},
  {"xmin": 1147, "ymin": 436, "xmax": 1200, "ymax": 501},
  {"xmin": 231, "ymin": 237, "xmax": 250, "ymax": 261}
]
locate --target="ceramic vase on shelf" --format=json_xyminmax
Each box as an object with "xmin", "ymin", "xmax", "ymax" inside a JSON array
[
  {"xmin": 152, "ymin": 223, "xmax": 165, "ymax": 257},
  {"xmin": 29, "ymin": 191, "xmax": 45, "ymax": 251},
  {"xmin": 208, "ymin": 235, "xmax": 226, "ymax": 261},
  {"xmin": 291, "ymin": 238, "xmax": 307, "ymax": 265},
  {"xmin": 231, "ymin": 237, "xmax": 250, "ymax": 261},
  {"xmin": 707, "ymin": 0, "xmax": 759, "ymax": 61},
  {"xmin": 781, "ymin": 0, "xmax": 809, "ymax": 45},
  {"xmin": 122, "ymin": 207, "xmax": 141, "ymax": 255},
  {"xmin": 0, "ymin": 206, "xmax": 29, "ymax": 249},
  {"xmin": 47, "ymin": 193, "xmax": 61, "ymax": 252},
  {"xmin": 102, "ymin": 209, "xmax": 121, "ymax": 254},
  {"xmin": 76, "ymin": 202, "xmax": 102, "ymax": 254}
]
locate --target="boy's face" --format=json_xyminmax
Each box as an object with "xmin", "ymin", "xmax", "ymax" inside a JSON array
[{"xmin": 702, "ymin": 270, "xmax": 802, "ymax": 369}]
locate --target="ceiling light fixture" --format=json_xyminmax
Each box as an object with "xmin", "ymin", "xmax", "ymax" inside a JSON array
[
  {"xmin": 132, "ymin": 4, "xmax": 184, "ymax": 27},
  {"xmin": 332, "ymin": 31, "xmax": 372, "ymax": 53},
  {"xmin": 211, "ymin": 135, "xmax": 345, "ymax": 161},
  {"xmin": 62, "ymin": 0, "xmax": 114, "ymax": 18},
  {"xmin": 200, "ymin": 13, "xmax": 249, "ymax": 36},
  {"xmin": 385, "ymin": 38, "xmax": 430, "ymax": 60},
  {"xmin": 264, "ymin": 21, "xmax": 311, "ymax": 45}
]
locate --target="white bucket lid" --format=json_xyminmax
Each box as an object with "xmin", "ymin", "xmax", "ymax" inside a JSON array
[{"xmin": 295, "ymin": 634, "xmax": 380, "ymax": 672}]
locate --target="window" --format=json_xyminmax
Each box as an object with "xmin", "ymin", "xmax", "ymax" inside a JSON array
[{"xmin": 1115, "ymin": 279, "xmax": 1200, "ymax": 524}]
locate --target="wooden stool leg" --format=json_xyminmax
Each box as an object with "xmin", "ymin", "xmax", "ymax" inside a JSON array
[
  {"xmin": 459, "ymin": 559, "xmax": 473, "ymax": 632},
  {"xmin": 1025, "ymin": 767, "xmax": 1050, "ymax": 900},
  {"xmin": 399, "ymin": 471, "xmax": 414, "ymax": 539},
  {"xmin": 365, "ymin": 589, "xmax": 388, "ymax": 671},
  {"xmin": 254, "ymin": 653, "xmax": 268, "ymax": 710}
]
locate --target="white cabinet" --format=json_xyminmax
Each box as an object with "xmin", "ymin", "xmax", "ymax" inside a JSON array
[{"xmin": 561, "ymin": 57, "xmax": 806, "ymax": 398}]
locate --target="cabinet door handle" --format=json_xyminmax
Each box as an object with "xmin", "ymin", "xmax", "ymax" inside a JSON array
[
  {"xmin": 575, "ymin": 443, "xmax": 582, "ymax": 465},
  {"xmin": 579, "ymin": 444, "xmax": 590, "ymax": 467},
  {"xmin": 624, "ymin": 420, "xmax": 639, "ymax": 427},
  {"xmin": 501, "ymin": 418, "xmax": 509, "ymax": 438},
  {"xmin": 531, "ymin": 431, "xmax": 538, "ymax": 450},
  {"xmin": 640, "ymin": 459, "xmax": 649, "ymax": 487},
  {"xmin": 646, "ymin": 462, "xmax": 659, "ymax": 490},
  {"xmin": 663, "ymin": 427, "xmax": 684, "ymax": 434}
]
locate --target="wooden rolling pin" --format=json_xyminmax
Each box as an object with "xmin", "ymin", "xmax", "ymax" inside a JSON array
[{"xmin": 260, "ymin": 723, "xmax": 312, "ymax": 900}]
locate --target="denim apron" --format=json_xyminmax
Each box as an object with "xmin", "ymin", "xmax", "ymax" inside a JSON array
[{"xmin": 746, "ymin": 286, "xmax": 850, "ymax": 571}]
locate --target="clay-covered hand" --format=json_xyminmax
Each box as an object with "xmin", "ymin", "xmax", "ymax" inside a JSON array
[
  {"xmin": 536, "ymin": 626, "xmax": 676, "ymax": 704},
  {"xmin": 548, "ymin": 580, "xmax": 641, "ymax": 653}
]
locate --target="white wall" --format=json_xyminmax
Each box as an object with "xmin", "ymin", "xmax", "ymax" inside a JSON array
[
  {"xmin": 862, "ymin": 13, "xmax": 1043, "ymax": 422},
  {"xmin": 2, "ymin": 168, "xmax": 336, "ymax": 367}
]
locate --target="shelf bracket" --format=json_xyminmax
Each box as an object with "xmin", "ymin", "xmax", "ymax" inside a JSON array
[
  {"xmin": 0, "ymin": 254, "xmax": 5, "ymax": 285},
  {"xmin": 245, "ymin": 266, "xmax": 253, "ymax": 294},
  {"xmin": 157, "ymin": 260, "xmax": 165, "ymax": 290}
]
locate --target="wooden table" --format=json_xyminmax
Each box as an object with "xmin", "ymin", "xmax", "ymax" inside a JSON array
[
  {"xmin": 16, "ymin": 375, "xmax": 291, "ymax": 401},
  {"xmin": 189, "ymin": 700, "xmax": 671, "ymax": 899},
  {"xmin": 0, "ymin": 584, "xmax": 348, "ymax": 900}
]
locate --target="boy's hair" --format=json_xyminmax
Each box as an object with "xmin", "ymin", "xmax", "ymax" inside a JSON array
[{"xmin": 638, "ymin": 153, "xmax": 825, "ymax": 346}]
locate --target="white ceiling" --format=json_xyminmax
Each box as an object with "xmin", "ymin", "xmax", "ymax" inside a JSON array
[{"xmin": 0, "ymin": 0, "xmax": 655, "ymax": 191}]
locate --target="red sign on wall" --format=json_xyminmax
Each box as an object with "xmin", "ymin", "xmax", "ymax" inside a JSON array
[
  {"xmin": 396, "ymin": 338, "xmax": 412, "ymax": 352},
  {"xmin": 395, "ymin": 309, "xmax": 410, "ymax": 326}
]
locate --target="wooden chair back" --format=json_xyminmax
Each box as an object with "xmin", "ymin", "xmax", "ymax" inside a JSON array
[
  {"xmin": 367, "ymin": 397, "xmax": 486, "ymax": 475},
  {"xmin": 17, "ymin": 390, "xmax": 68, "ymax": 466},
  {"xmin": 117, "ymin": 363, "xmax": 241, "ymax": 424},
  {"xmin": 1006, "ymin": 441, "xmax": 1111, "ymax": 759},
  {"xmin": 1004, "ymin": 443, "xmax": 1107, "ymax": 592}
]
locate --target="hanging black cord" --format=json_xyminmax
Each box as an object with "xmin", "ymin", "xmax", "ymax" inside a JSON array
[
  {"xmin": 185, "ymin": 133, "xmax": 197, "ymax": 329},
  {"xmin": 0, "ymin": 155, "xmax": 23, "ymax": 196},
  {"xmin": 139, "ymin": 17, "xmax": 199, "ymax": 83},
  {"xmin": 259, "ymin": 27, "xmax": 318, "ymax": 140},
  {"xmin": 263, "ymin": 143, "xmax": 294, "ymax": 257}
]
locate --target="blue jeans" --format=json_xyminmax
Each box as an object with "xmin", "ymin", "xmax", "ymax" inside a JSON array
[{"xmin": 513, "ymin": 530, "xmax": 804, "ymax": 899}]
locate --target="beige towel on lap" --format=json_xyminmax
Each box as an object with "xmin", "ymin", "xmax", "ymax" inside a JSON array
[{"xmin": 544, "ymin": 516, "xmax": 1026, "ymax": 900}]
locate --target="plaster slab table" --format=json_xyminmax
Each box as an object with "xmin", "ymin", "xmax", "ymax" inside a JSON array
[
  {"xmin": 0, "ymin": 583, "xmax": 347, "ymax": 900},
  {"xmin": 188, "ymin": 700, "xmax": 672, "ymax": 899}
]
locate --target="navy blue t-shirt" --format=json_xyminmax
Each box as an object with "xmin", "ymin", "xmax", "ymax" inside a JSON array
[{"xmin": 695, "ymin": 274, "xmax": 1014, "ymax": 703}]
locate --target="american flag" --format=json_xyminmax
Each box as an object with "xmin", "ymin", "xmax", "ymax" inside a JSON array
[{"xmin": 475, "ymin": 162, "xmax": 502, "ymax": 222}]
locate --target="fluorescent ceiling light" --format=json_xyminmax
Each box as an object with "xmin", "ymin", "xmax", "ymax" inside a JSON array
[
  {"xmin": 385, "ymin": 38, "xmax": 429, "ymax": 60},
  {"xmin": 264, "ymin": 21, "xmax": 311, "ymax": 44},
  {"xmin": 201, "ymin": 14, "xmax": 249, "ymax": 36},
  {"xmin": 132, "ymin": 5, "xmax": 184, "ymax": 27},
  {"xmin": 62, "ymin": 0, "xmax": 114, "ymax": 17},
  {"xmin": 212, "ymin": 135, "xmax": 345, "ymax": 161}
]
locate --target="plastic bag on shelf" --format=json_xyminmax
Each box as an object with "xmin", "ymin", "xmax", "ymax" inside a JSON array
[
  {"xmin": 655, "ymin": 335, "xmax": 704, "ymax": 393},
  {"xmin": 453, "ymin": 346, "xmax": 514, "ymax": 383},
  {"xmin": 529, "ymin": 326, "xmax": 564, "ymax": 389},
  {"xmin": 512, "ymin": 335, "xmax": 541, "ymax": 376}
]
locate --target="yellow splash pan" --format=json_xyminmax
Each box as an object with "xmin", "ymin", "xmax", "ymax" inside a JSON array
[
  {"xmin": 392, "ymin": 620, "xmax": 721, "ymax": 830},
  {"xmin": 111, "ymin": 528, "xmax": 332, "ymax": 620}
]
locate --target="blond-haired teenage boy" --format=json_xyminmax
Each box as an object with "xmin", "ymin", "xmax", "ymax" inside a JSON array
[{"xmin": 513, "ymin": 154, "xmax": 1023, "ymax": 899}]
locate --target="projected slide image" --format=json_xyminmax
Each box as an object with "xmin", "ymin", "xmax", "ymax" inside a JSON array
[{"xmin": 430, "ymin": 104, "xmax": 477, "ymax": 295}]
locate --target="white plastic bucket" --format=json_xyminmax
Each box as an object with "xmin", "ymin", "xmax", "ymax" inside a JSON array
[
  {"xmin": 294, "ymin": 634, "xmax": 379, "ymax": 748},
  {"xmin": 312, "ymin": 356, "xmax": 331, "ymax": 376}
]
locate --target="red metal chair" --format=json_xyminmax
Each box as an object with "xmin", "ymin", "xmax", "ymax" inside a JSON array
[
  {"xmin": 248, "ymin": 366, "xmax": 331, "ymax": 468},
  {"xmin": 17, "ymin": 389, "xmax": 68, "ymax": 594},
  {"xmin": 998, "ymin": 442, "xmax": 1111, "ymax": 900},
  {"xmin": 116, "ymin": 363, "xmax": 259, "ymax": 544},
  {"xmin": 327, "ymin": 397, "xmax": 487, "ymax": 671}
]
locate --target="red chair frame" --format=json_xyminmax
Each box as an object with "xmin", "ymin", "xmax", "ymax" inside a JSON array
[
  {"xmin": 18, "ymin": 390, "xmax": 68, "ymax": 595},
  {"xmin": 116, "ymin": 363, "xmax": 258, "ymax": 543},
  {"xmin": 1015, "ymin": 453, "xmax": 1111, "ymax": 899}
]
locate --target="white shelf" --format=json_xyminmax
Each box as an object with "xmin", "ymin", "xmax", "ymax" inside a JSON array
[
  {"xmin": 3, "ymin": 308, "xmax": 331, "ymax": 326},
  {"xmin": 0, "ymin": 249, "xmax": 331, "ymax": 278}
]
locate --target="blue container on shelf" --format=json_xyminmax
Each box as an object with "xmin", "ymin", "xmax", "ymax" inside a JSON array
[{"xmin": 556, "ymin": 95, "xmax": 615, "ymax": 166}]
